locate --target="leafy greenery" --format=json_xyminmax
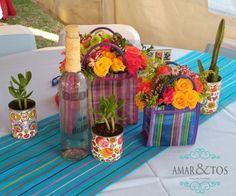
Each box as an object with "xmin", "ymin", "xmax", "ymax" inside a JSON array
[
  {"xmin": 2, "ymin": 0, "xmax": 63, "ymax": 48},
  {"xmin": 94, "ymin": 96, "xmax": 124, "ymax": 133},
  {"xmin": 198, "ymin": 19, "xmax": 225, "ymax": 82},
  {"xmin": 8, "ymin": 71, "xmax": 33, "ymax": 109}
]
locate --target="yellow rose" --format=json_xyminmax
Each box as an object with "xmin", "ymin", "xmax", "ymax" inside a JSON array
[
  {"xmin": 103, "ymin": 51, "xmax": 116, "ymax": 60},
  {"xmin": 111, "ymin": 58, "xmax": 126, "ymax": 72},
  {"xmin": 186, "ymin": 90, "xmax": 199, "ymax": 109},
  {"xmin": 172, "ymin": 91, "xmax": 187, "ymax": 109},
  {"xmin": 93, "ymin": 57, "xmax": 112, "ymax": 77},
  {"xmin": 174, "ymin": 78, "xmax": 193, "ymax": 93}
]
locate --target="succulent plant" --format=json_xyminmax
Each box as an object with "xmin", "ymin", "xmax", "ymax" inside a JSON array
[
  {"xmin": 198, "ymin": 19, "xmax": 225, "ymax": 83},
  {"xmin": 8, "ymin": 71, "xmax": 33, "ymax": 110},
  {"xmin": 94, "ymin": 96, "xmax": 124, "ymax": 133}
]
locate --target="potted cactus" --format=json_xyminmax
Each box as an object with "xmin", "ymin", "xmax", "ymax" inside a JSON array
[
  {"xmin": 91, "ymin": 96, "xmax": 124, "ymax": 162},
  {"xmin": 198, "ymin": 19, "xmax": 225, "ymax": 114},
  {"xmin": 8, "ymin": 71, "xmax": 37, "ymax": 139}
]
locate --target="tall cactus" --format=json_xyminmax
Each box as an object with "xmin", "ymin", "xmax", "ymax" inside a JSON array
[
  {"xmin": 198, "ymin": 19, "xmax": 225, "ymax": 83},
  {"xmin": 208, "ymin": 19, "xmax": 225, "ymax": 82}
]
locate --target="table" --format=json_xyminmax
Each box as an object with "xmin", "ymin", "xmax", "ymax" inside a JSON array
[{"xmin": 0, "ymin": 46, "xmax": 236, "ymax": 196}]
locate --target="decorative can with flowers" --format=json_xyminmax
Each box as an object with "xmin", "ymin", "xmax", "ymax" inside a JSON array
[
  {"xmin": 92, "ymin": 127, "xmax": 123, "ymax": 162},
  {"xmin": 200, "ymin": 78, "xmax": 222, "ymax": 114},
  {"xmin": 91, "ymin": 96, "xmax": 124, "ymax": 162},
  {"xmin": 136, "ymin": 61, "xmax": 206, "ymax": 146},
  {"xmin": 59, "ymin": 27, "xmax": 148, "ymax": 127}
]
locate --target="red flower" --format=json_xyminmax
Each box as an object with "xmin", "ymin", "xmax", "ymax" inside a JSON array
[
  {"xmin": 158, "ymin": 86, "xmax": 175, "ymax": 105},
  {"xmin": 118, "ymin": 136, "xmax": 123, "ymax": 144},
  {"xmin": 124, "ymin": 46, "xmax": 146, "ymax": 75},
  {"xmin": 141, "ymin": 53, "xmax": 148, "ymax": 69},
  {"xmin": 156, "ymin": 65, "xmax": 171, "ymax": 76},
  {"xmin": 194, "ymin": 78, "xmax": 203, "ymax": 93},
  {"xmin": 138, "ymin": 80, "xmax": 151, "ymax": 93},
  {"xmin": 100, "ymin": 39, "xmax": 112, "ymax": 51}
]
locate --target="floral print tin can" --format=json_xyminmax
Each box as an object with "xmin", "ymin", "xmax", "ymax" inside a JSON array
[
  {"xmin": 91, "ymin": 131, "xmax": 123, "ymax": 162},
  {"xmin": 201, "ymin": 79, "xmax": 222, "ymax": 114},
  {"xmin": 8, "ymin": 99, "xmax": 38, "ymax": 139}
]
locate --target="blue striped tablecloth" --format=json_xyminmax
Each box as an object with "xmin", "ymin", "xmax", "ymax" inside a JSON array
[{"xmin": 0, "ymin": 51, "xmax": 236, "ymax": 195}]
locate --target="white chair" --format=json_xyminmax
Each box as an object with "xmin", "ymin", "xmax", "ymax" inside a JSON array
[
  {"xmin": 0, "ymin": 25, "xmax": 36, "ymax": 57},
  {"xmin": 58, "ymin": 24, "xmax": 141, "ymax": 47}
]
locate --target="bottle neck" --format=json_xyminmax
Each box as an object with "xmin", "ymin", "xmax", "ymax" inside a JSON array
[{"xmin": 65, "ymin": 35, "xmax": 81, "ymax": 73}]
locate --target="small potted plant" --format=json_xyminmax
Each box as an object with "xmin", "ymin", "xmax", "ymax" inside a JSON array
[
  {"xmin": 198, "ymin": 19, "xmax": 225, "ymax": 114},
  {"xmin": 91, "ymin": 95, "xmax": 124, "ymax": 162},
  {"xmin": 8, "ymin": 71, "xmax": 37, "ymax": 139}
]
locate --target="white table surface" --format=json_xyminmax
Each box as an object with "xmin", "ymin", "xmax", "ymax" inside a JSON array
[{"xmin": 0, "ymin": 46, "xmax": 236, "ymax": 196}]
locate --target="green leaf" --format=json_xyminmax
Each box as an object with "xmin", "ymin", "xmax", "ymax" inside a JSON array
[
  {"xmin": 18, "ymin": 73, "xmax": 26, "ymax": 86},
  {"xmin": 11, "ymin": 76, "xmax": 20, "ymax": 86},
  {"xmin": 25, "ymin": 71, "xmax": 32, "ymax": 85},
  {"xmin": 8, "ymin": 87, "xmax": 17, "ymax": 98},
  {"xmin": 197, "ymin": 60, "xmax": 205, "ymax": 74},
  {"xmin": 25, "ymin": 91, "xmax": 33, "ymax": 98}
]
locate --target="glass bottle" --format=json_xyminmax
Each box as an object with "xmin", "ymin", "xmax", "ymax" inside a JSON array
[{"xmin": 58, "ymin": 25, "xmax": 88, "ymax": 160}]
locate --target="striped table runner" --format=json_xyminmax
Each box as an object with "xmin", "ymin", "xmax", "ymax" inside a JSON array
[{"xmin": 0, "ymin": 51, "xmax": 236, "ymax": 195}]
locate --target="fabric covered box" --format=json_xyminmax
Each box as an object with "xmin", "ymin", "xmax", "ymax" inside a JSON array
[
  {"xmin": 87, "ymin": 72, "xmax": 138, "ymax": 127},
  {"xmin": 143, "ymin": 103, "xmax": 201, "ymax": 146}
]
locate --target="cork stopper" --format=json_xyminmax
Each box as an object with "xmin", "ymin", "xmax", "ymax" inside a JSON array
[
  {"xmin": 65, "ymin": 25, "xmax": 80, "ymax": 39},
  {"xmin": 65, "ymin": 25, "xmax": 81, "ymax": 72}
]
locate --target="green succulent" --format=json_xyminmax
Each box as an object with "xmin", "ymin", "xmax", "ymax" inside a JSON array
[
  {"xmin": 198, "ymin": 19, "xmax": 225, "ymax": 83},
  {"xmin": 8, "ymin": 71, "xmax": 33, "ymax": 110},
  {"xmin": 94, "ymin": 96, "xmax": 124, "ymax": 133}
]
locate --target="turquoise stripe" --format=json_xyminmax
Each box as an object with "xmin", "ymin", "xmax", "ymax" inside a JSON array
[
  {"xmin": 16, "ymin": 125, "xmax": 143, "ymax": 195},
  {"xmin": 87, "ymin": 146, "xmax": 166, "ymax": 196},
  {"xmin": 22, "ymin": 133, "xmax": 144, "ymax": 195},
  {"xmin": 0, "ymin": 122, "xmax": 59, "ymax": 160}
]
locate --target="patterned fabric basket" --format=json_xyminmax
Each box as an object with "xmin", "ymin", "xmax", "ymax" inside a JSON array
[
  {"xmin": 82, "ymin": 34, "xmax": 138, "ymax": 127},
  {"xmin": 142, "ymin": 75, "xmax": 201, "ymax": 146}
]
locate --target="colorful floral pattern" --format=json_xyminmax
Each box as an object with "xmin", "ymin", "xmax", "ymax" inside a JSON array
[
  {"xmin": 9, "ymin": 108, "xmax": 37, "ymax": 139},
  {"xmin": 91, "ymin": 132, "xmax": 123, "ymax": 162},
  {"xmin": 201, "ymin": 80, "xmax": 222, "ymax": 114}
]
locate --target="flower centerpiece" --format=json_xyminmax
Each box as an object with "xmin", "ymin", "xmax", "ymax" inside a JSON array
[
  {"xmin": 59, "ymin": 30, "xmax": 148, "ymax": 79},
  {"xmin": 136, "ymin": 60, "xmax": 206, "ymax": 146},
  {"xmin": 136, "ymin": 62, "xmax": 206, "ymax": 110},
  {"xmin": 59, "ymin": 27, "xmax": 149, "ymax": 127}
]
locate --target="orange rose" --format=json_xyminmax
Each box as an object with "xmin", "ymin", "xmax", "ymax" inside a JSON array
[
  {"xmin": 174, "ymin": 78, "xmax": 193, "ymax": 93},
  {"xmin": 172, "ymin": 91, "xmax": 187, "ymax": 109},
  {"xmin": 186, "ymin": 90, "xmax": 199, "ymax": 109}
]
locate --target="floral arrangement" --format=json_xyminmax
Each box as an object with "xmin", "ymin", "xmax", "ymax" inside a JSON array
[
  {"xmin": 59, "ymin": 31, "xmax": 148, "ymax": 79},
  {"xmin": 135, "ymin": 60, "xmax": 207, "ymax": 110}
]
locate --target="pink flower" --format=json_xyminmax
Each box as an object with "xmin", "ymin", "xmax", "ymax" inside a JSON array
[
  {"xmin": 100, "ymin": 39, "xmax": 112, "ymax": 51},
  {"xmin": 124, "ymin": 46, "xmax": 146, "ymax": 75},
  {"xmin": 194, "ymin": 78, "xmax": 203, "ymax": 93},
  {"xmin": 156, "ymin": 65, "xmax": 171, "ymax": 76},
  {"xmin": 118, "ymin": 136, "xmax": 123, "ymax": 144},
  {"xmin": 158, "ymin": 86, "xmax": 175, "ymax": 105}
]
